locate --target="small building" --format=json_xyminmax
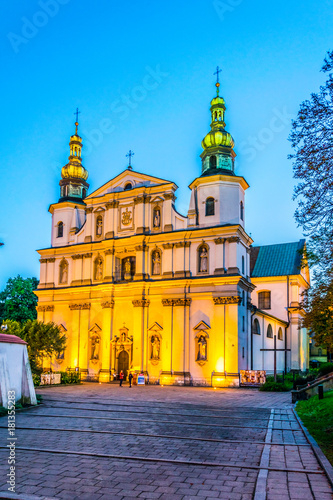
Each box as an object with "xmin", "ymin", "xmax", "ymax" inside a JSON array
[{"xmin": 0, "ymin": 334, "xmax": 37, "ymax": 408}]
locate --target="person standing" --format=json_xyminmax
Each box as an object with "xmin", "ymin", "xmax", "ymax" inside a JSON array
[
  {"xmin": 128, "ymin": 372, "xmax": 133, "ymax": 388},
  {"xmin": 119, "ymin": 370, "xmax": 124, "ymax": 387}
]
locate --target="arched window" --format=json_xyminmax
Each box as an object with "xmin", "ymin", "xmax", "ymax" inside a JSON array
[
  {"xmin": 205, "ymin": 197, "xmax": 215, "ymax": 216},
  {"xmin": 59, "ymin": 259, "xmax": 68, "ymax": 284},
  {"xmin": 209, "ymin": 155, "xmax": 217, "ymax": 169},
  {"xmin": 252, "ymin": 318, "xmax": 260, "ymax": 335},
  {"xmin": 258, "ymin": 291, "xmax": 271, "ymax": 310},
  {"xmin": 57, "ymin": 222, "xmax": 63, "ymax": 238},
  {"xmin": 240, "ymin": 201, "xmax": 244, "ymax": 221},
  {"xmin": 242, "ymin": 291, "xmax": 245, "ymax": 306},
  {"xmin": 124, "ymin": 182, "xmax": 132, "ymax": 190},
  {"xmin": 82, "ymin": 188, "xmax": 86, "ymax": 199},
  {"xmin": 278, "ymin": 327, "xmax": 283, "ymax": 340},
  {"xmin": 267, "ymin": 324, "xmax": 273, "ymax": 338},
  {"xmin": 96, "ymin": 215, "xmax": 103, "ymax": 237},
  {"xmin": 242, "ymin": 256, "xmax": 245, "ymax": 274},
  {"xmin": 198, "ymin": 244, "xmax": 209, "ymax": 273}
]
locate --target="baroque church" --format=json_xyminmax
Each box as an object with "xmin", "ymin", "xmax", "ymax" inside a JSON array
[{"xmin": 36, "ymin": 79, "xmax": 310, "ymax": 386}]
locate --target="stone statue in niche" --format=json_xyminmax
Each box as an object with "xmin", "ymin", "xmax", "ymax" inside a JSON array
[
  {"xmin": 91, "ymin": 336, "xmax": 100, "ymax": 360},
  {"xmin": 197, "ymin": 335, "xmax": 207, "ymax": 361},
  {"xmin": 153, "ymin": 208, "xmax": 160, "ymax": 228},
  {"xmin": 152, "ymin": 251, "xmax": 161, "ymax": 275},
  {"xmin": 95, "ymin": 258, "xmax": 103, "ymax": 280},
  {"xmin": 151, "ymin": 336, "xmax": 160, "ymax": 360},
  {"xmin": 199, "ymin": 247, "xmax": 208, "ymax": 273},
  {"xmin": 125, "ymin": 259, "xmax": 131, "ymax": 274},
  {"xmin": 59, "ymin": 261, "xmax": 68, "ymax": 284},
  {"xmin": 96, "ymin": 216, "xmax": 103, "ymax": 236}
]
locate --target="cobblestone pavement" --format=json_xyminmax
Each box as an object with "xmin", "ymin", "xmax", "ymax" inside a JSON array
[{"xmin": 0, "ymin": 384, "xmax": 332, "ymax": 500}]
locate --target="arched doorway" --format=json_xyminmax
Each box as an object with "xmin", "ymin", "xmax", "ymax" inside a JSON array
[{"xmin": 118, "ymin": 350, "xmax": 129, "ymax": 380}]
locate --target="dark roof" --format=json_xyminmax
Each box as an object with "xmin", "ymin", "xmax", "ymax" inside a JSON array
[
  {"xmin": 250, "ymin": 240, "xmax": 306, "ymax": 278},
  {"xmin": 0, "ymin": 333, "xmax": 27, "ymax": 345}
]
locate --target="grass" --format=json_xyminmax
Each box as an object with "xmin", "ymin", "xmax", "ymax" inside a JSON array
[{"xmin": 296, "ymin": 390, "xmax": 333, "ymax": 466}]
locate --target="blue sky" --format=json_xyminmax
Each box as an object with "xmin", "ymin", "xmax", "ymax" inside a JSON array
[{"xmin": 0, "ymin": 0, "xmax": 332, "ymax": 287}]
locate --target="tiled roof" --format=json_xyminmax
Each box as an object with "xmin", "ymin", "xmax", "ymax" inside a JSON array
[
  {"xmin": 0, "ymin": 333, "xmax": 27, "ymax": 345},
  {"xmin": 250, "ymin": 240, "xmax": 306, "ymax": 278}
]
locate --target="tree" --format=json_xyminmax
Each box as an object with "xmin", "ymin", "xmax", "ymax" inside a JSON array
[
  {"xmin": 0, "ymin": 275, "xmax": 39, "ymax": 323},
  {"xmin": 303, "ymin": 281, "xmax": 333, "ymax": 351},
  {"xmin": 289, "ymin": 50, "xmax": 333, "ymax": 279},
  {"xmin": 3, "ymin": 319, "xmax": 66, "ymax": 373}
]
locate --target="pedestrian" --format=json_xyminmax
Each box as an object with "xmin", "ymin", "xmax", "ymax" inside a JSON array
[
  {"xmin": 113, "ymin": 371, "xmax": 117, "ymax": 382},
  {"xmin": 128, "ymin": 372, "xmax": 133, "ymax": 388},
  {"xmin": 119, "ymin": 370, "xmax": 124, "ymax": 387}
]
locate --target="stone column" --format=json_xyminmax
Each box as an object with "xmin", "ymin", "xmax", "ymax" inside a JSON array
[
  {"xmin": 71, "ymin": 255, "xmax": 83, "ymax": 285},
  {"xmin": 105, "ymin": 201, "xmax": 118, "ymax": 239},
  {"xmin": 227, "ymin": 237, "xmax": 240, "ymax": 274},
  {"xmin": 68, "ymin": 303, "xmax": 91, "ymax": 376},
  {"xmin": 174, "ymin": 242, "xmax": 186, "ymax": 278},
  {"xmin": 82, "ymin": 253, "xmax": 92, "ymax": 284},
  {"xmin": 39, "ymin": 259, "xmax": 47, "ymax": 287},
  {"xmin": 84, "ymin": 207, "xmax": 93, "ymax": 243},
  {"xmin": 214, "ymin": 237, "xmax": 225, "ymax": 275},
  {"xmin": 99, "ymin": 300, "xmax": 114, "ymax": 382},
  {"xmin": 134, "ymin": 244, "xmax": 148, "ymax": 280},
  {"xmin": 104, "ymin": 249, "xmax": 114, "ymax": 281},
  {"xmin": 132, "ymin": 299, "xmax": 150, "ymax": 374},
  {"xmin": 162, "ymin": 243, "xmax": 174, "ymax": 278},
  {"xmin": 163, "ymin": 193, "xmax": 175, "ymax": 232},
  {"xmin": 45, "ymin": 258, "xmax": 55, "ymax": 287}
]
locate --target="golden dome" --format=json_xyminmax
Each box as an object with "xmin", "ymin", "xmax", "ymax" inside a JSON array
[
  {"xmin": 201, "ymin": 129, "xmax": 234, "ymax": 150},
  {"xmin": 210, "ymin": 95, "xmax": 225, "ymax": 107},
  {"xmin": 61, "ymin": 162, "xmax": 88, "ymax": 180}
]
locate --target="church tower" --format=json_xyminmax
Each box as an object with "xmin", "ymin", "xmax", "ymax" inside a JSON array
[
  {"xmin": 59, "ymin": 111, "xmax": 89, "ymax": 202},
  {"xmin": 200, "ymin": 72, "xmax": 235, "ymax": 175},
  {"xmin": 188, "ymin": 70, "xmax": 248, "ymax": 229}
]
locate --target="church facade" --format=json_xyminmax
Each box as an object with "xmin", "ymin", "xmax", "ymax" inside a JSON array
[{"xmin": 36, "ymin": 81, "xmax": 310, "ymax": 386}]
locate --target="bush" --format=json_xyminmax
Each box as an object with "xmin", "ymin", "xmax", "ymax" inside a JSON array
[
  {"xmin": 259, "ymin": 381, "xmax": 290, "ymax": 392},
  {"xmin": 318, "ymin": 363, "xmax": 333, "ymax": 378},
  {"xmin": 32, "ymin": 373, "xmax": 41, "ymax": 386},
  {"xmin": 59, "ymin": 371, "xmax": 80, "ymax": 384}
]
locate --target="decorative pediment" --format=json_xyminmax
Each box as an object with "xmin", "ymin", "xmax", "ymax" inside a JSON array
[
  {"xmin": 86, "ymin": 169, "xmax": 176, "ymax": 199},
  {"xmin": 193, "ymin": 320, "xmax": 211, "ymax": 331},
  {"xmin": 151, "ymin": 196, "xmax": 164, "ymax": 204},
  {"xmin": 89, "ymin": 323, "xmax": 102, "ymax": 335},
  {"xmin": 193, "ymin": 321, "xmax": 210, "ymax": 339},
  {"xmin": 58, "ymin": 324, "xmax": 67, "ymax": 332},
  {"xmin": 148, "ymin": 322, "xmax": 163, "ymax": 332},
  {"xmin": 93, "ymin": 206, "xmax": 105, "ymax": 213}
]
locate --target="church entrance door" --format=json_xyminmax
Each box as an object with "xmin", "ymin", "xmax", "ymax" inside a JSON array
[{"xmin": 118, "ymin": 350, "xmax": 129, "ymax": 380}]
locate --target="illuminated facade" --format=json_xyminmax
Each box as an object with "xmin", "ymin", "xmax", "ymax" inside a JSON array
[{"xmin": 36, "ymin": 82, "xmax": 310, "ymax": 385}]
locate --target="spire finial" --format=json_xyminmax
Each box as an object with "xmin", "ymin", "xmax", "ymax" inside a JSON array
[
  {"xmin": 214, "ymin": 66, "xmax": 222, "ymax": 96},
  {"xmin": 126, "ymin": 149, "xmax": 135, "ymax": 170},
  {"xmin": 74, "ymin": 107, "xmax": 81, "ymax": 134}
]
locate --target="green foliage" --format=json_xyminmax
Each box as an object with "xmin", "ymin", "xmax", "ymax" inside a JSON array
[
  {"xmin": 2, "ymin": 319, "xmax": 66, "ymax": 374},
  {"xmin": 296, "ymin": 391, "xmax": 333, "ymax": 465},
  {"xmin": 303, "ymin": 279, "xmax": 333, "ymax": 349},
  {"xmin": 259, "ymin": 380, "xmax": 290, "ymax": 392},
  {"xmin": 289, "ymin": 51, "xmax": 333, "ymax": 277},
  {"xmin": 59, "ymin": 371, "xmax": 80, "ymax": 384},
  {"xmin": 318, "ymin": 362, "xmax": 333, "ymax": 377},
  {"xmin": 0, "ymin": 275, "xmax": 38, "ymax": 323},
  {"xmin": 32, "ymin": 373, "xmax": 41, "ymax": 386}
]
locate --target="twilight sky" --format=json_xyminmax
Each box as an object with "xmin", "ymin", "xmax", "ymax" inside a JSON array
[{"xmin": 0, "ymin": 0, "xmax": 332, "ymax": 288}]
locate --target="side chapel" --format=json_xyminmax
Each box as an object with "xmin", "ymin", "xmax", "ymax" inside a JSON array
[{"xmin": 36, "ymin": 79, "xmax": 310, "ymax": 386}]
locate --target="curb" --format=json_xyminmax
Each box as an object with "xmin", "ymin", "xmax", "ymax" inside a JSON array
[
  {"xmin": 293, "ymin": 407, "xmax": 333, "ymax": 488},
  {"xmin": 0, "ymin": 492, "xmax": 57, "ymax": 500}
]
